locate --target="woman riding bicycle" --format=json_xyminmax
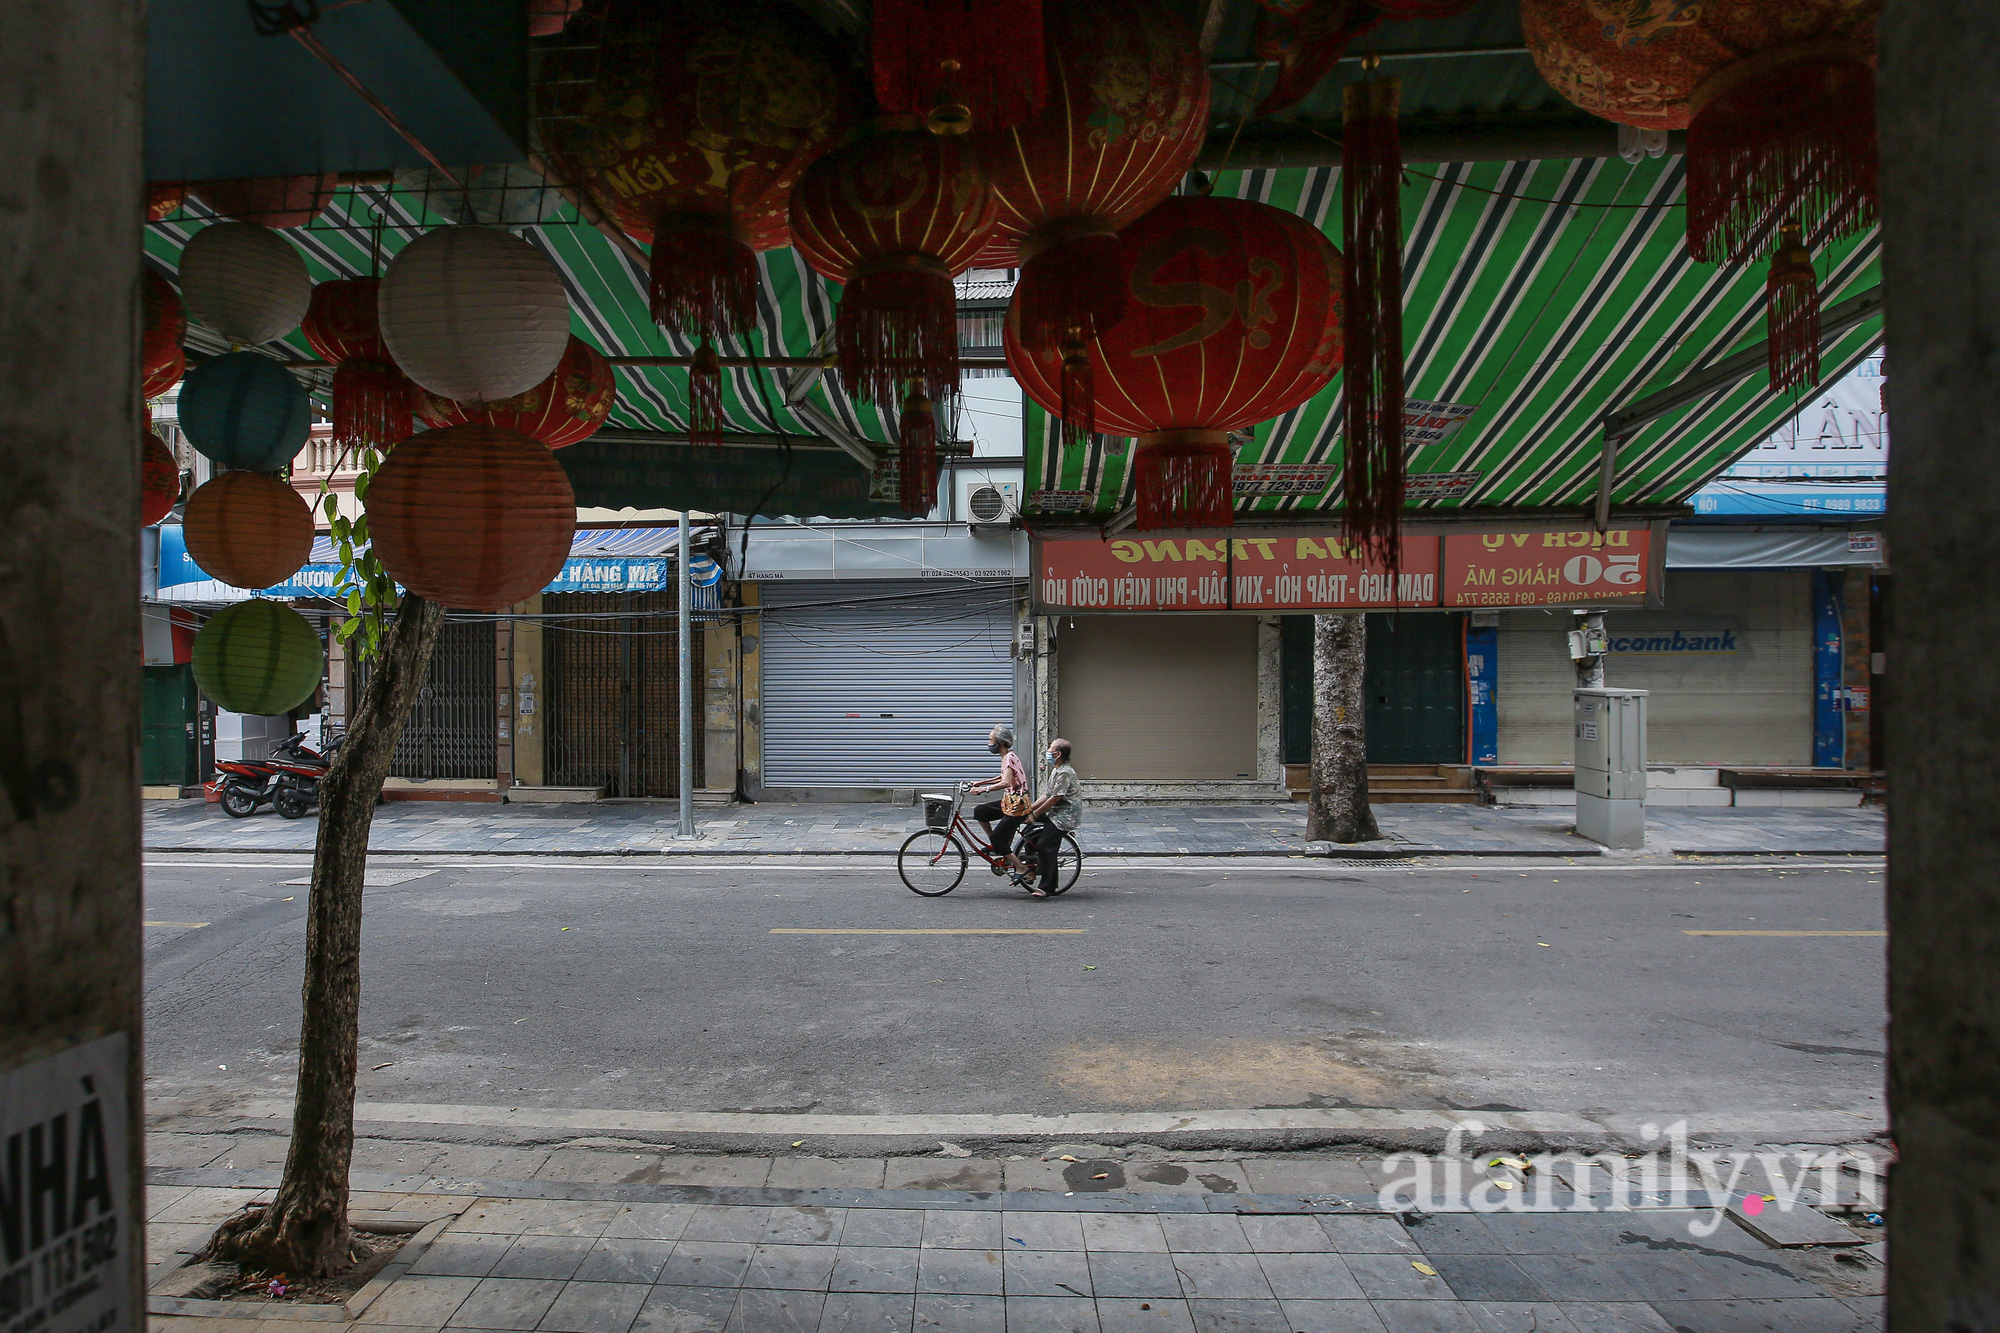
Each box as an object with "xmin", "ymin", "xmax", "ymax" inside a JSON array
[{"xmin": 968, "ymin": 724, "xmax": 1031, "ymax": 872}]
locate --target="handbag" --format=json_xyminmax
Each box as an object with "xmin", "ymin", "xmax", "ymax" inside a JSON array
[{"xmin": 1001, "ymin": 791, "xmax": 1031, "ymax": 817}]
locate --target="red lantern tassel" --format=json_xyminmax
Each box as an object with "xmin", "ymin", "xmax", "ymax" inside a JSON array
[
  {"xmin": 1340, "ymin": 74, "xmax": 1406, "ymax": 570},
  {"xmin": 837, "ymin": 254, "xmax": 960, "ymax": 409},
  {"xmin": 689, "ymin": 341, "xmax": 724, "ymax": 449},
  {"xmin": 872, "ymin": 0, "xmax": 1047, "ymax": 134},
  {"xmin": 1685, "ymin": 48, "xmax": 1878, "ymax": 264},
  {"xmin": 1056, "ymin": 333, "xmax": 1095, "ymax": 452},
  {"xmin": 1766, "ymin": 223, "xmax": 1821, "ymax": 392},
  {"xmin": 1134, "ymin": 430, "xmax": 1234, "ymax": 532},
  {"xmin": 899, "ymin": 392, "xmax": 940, "ymax": 516},
  {"xmin": 650, "ymin": 214, "xmax": 760, "ymax": 343},
  {"xmin": 332, "ymin": 359, "xmax": 415, "ymax": 452},
  {"xmin": 1015, "ymin": 222, "xmax": 1127, "ymax": 357}
]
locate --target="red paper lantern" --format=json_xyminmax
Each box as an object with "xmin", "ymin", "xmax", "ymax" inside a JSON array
[
  {"xmin": 366, "ymin": 425, "xmax": 576, "ymax": 612},
  {"xmin": 789, "ymin": 129, "xmax": 998, "ymax": 409},
  {"xmin": 872, "ymin": 0, "xmax": 1046, "ymax": 135},
  {"xmin": 192, "ymin": 175, "xmax": 340, "ymax": 229},
  {"xmin": 182, "ymin": 470, "xmax": 315, "ymax": 590},
  {"xmin": 413, "ymin": 335, "xmax": 616, "ymax": 449},
  {"xmin": 148, "ymin": 183, "xmax": 186, "ymax": 221},
  {"xmin": 540, "ymin": 0, "xmax": 861, "ymax": 343},
  {"xmin": 142, "ymin": 271, "xmax": 186, "ymax": 398},
  {"xmin": 141, "ymin": 430, "xmax": 181, "ymax": 527},
  {"xmin": 1248, "ymin": 0, "xmax": 1383, "ymax": 116},
  {"xmin": 302, "ymin": 277, "xmax": 415, "ymax": 453},
  {"xmin": 1006, "ymin": 195, "xmax": 1343, "ymax": 530},
  {"xmin": 528, "ymin": 0, "xmax": 582, "ymax": 36},
  {"xmin": 1369, "ymin": 0, "xmax": 1480, "ymax": 15}
]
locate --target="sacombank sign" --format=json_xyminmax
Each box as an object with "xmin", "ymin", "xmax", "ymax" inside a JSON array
[{"xmin": 1607, "ymin": 629, "xmax": 1740, "ymax": 655}]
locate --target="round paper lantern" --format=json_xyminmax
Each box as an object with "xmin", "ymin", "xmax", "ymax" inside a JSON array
[
  {"xmin": 141, "ymin": 430, "xmax": 181, "ymax": 527},
  {"xmin": 1006, "ymin": 195, "xmax": 1343, "ymax": 530},
  {"xmin": 192, "ymin": 175, "xmax": 339, "ymax": 229},
  {"xmin": 182, "ymin": 470, "xmax": 315, "ymax": 590},
  {"xmin": 142, "ymin": 270, "xmax": 186, "ymax": 397},
  {"xmin": 177, "ymin": 352, "xmax": 313, "ymax": 472},
  {"xmin": 872, "ymin": 0, "xmax": 1046, "ymax": 135},
  {"xmin": 789, "ymin": 129, "xmax": 998, "ymax": 408},
  {"xmin": 538, "ymin": 0, "xmax": 860, "ymax": 341},
  {"xmin": 148, "ymin": 183, "xmax": 186, "ymax": 221},
  {"xmin": 528, "ymin": 0, "xmax": 582, "ymax": 36},
  {"xmin": 302, "ymin": 277, "xmax": 415, "ymax": 451},
  {"xmin": 192, "ymin": 599, "xmax": 324, "ymax": 717},
  {"xmin": 366, "ymin": 424, "xmax": 576, "ymax": 611},
  {"xmin": 377, "ymin": 226, "xmax": 572, "ymax": 406},
  {"xmin": 413, "ymin": 335, "xmax": 615, "ymax": 448},
  {"xmin": 178, "ymin": 222, "xmax": 311, "ymax": 346},
  {"xmin": 975, "ymin": 0, "xmax": 1209, "ymax": 357}
]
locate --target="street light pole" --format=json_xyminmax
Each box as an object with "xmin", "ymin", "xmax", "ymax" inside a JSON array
[{"xmin": 677, "ymin": 515, "xmax": 695, "ymax": 839}]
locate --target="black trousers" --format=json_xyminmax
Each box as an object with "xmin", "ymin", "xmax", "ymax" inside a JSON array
[
  {"xmin": 1025, "ymin": 821, "xmax": 1065, "ymax": 890},
  {"xmin": 972, "ymin": 800, "xmax": 1023, "ymax": 855}
]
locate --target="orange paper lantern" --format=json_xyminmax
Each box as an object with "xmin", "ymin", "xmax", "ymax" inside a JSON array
[
  {"xmin": 366, "ymin": 425, "xmax": 576, "ymax": 611},
  {"xmin": 141, "ymin": 430, "xmax": 181, "ymax": 527},
  {"xmin": 182, "ymin": 470, "xmax": 314, "ymax": 591},
  {"xmin": 412, "ymin": 335, "xmax": 616, "ymax": 448}
]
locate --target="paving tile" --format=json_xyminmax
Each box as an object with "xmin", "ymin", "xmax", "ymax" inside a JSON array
[
  {"xmin": 1003, "ymin": 1211, "xmax": 1088, "ymax": 1252},
  {"xmin": 760, "ymin": 1207, "xmax": 845, "ymax": 1246},
  {"xmin": 1004, "ymin": 1247, "xmax": 1094, "ymax": 1297},
  {"xmin": 814, "ymin": 1291, "xmax": 915, "ymax": 1333},
  {"xmin": 445, "ymin": 1277, "xmax": 567, "ymax": 1330},
  {"xmin": 146, "ymin": 1222, "xmax": 217, "ymax": 1265},
  {"xmin": 1368, "ymin": 1301, "xmax": 1483, "ymax": 1332},
  {"xmin": 1256, "ymin": 1253, "xmax": 1367, "ymax": 1301},
  {"xmin": 1173, "ymin": 1253, "xmax": 1275, "ymax": 1301},
  {"xmin": 151, "ymin": 1187, "xmax": 263, "ymax": 1224},
  {"xmin": 146, "ymin": 1135, "xmax": 233, "ymax": 1170},
  {"xmin": 646, "ymin": 1158, "xmax": 773, "ymax": 1189},
  {"xmin": 1161, "ymin": 1215, "xmax": 1253, "ymax": 1254},
  {"xmin": 882, "ymin": 1160, "xmax": 1004, "ymax": 1192},
  {"xmin": 357, "ymin": 1275, "xmax": 482, "ymax": 1326},
  {"xmin": 428, "ymin": 1145, "xmax": 558, "ymax": 1181},
  {"xmin": 535, "ymin": 1149, "xmax": 662, "ymax": 1185},
  {"xmin": 1240, "ymin": 1161, "xmax": 1380, "ymax": 1197},
  {"xmin": 1238, "ymin": 1216, "xmax": 1338, "ymax": 1253},
  {"xmin": 629, "ymin": 1284, "xmax": 737, "ymax": 1333},
  {"xmin": 1088, "ymin": 1252, "xmax": 1187, "ymax": 1300},
  {"xmin": 829, "ymin": 1247, "xmax": 921, "ymax": 1295},
  {"xmin": 1187, "ymin": 1298, "xmax": 1293, "ymax": 1332},
  {"xmin": 145, "ymin": 1186, "xmax": 195, "ymax": 1219},
  {"xmin": 1504, "ymin": 1256, "xmax": 1645, "ymax": 1303},
  {"xmin": 574, "ymin": 1239, "xmax": 675, "ymax": 1285},
  {"xmin": 1277, "ymin": 1299, "xmax": 1389, "ymax": 1332},
  {"xmin": 1339, "ymin": 1255, "xmax": 1455, "ymax": 1301},
  {"xmin": 657, "ymin": 1242, "xmax": 755, "ymax": 1289},
  {"xmin": 600, "ymin": 1206, "xmax": 695, "ymax": 1243},
  {"xmin": 836, "ymin": 1211, "xmax": 926, "ymax": 1249},
  {"xmin": 680, "ymin": 1208, "xmax": 773, "ymax": 1245},
  {"xmin": 920, "ymin": 1210, "xmax": 1003, "ymax": 1250},
  {"xmin": 746, "ymin": 1244, "xmax": 842, "ymax": 1291},
  {"xmin": 1004, "ymin": 1296, "xmax": 1102, "ymax": 1332},
  {"xmin": 768, "ymin": 1159, "xmax": 889, "ymax": 1191},
  {"xmin": 1096, "ymin": 1296, "xmax": 1200, "ymax": 1333},
  {"xmin": 1315, "ymin": 1218, "xmax": 1418, "ymax": 1255},
  {"xmin": 410, "ymin": 1235, "xmax": 517, "ymax": 1278},
  {"xmin": 537, "ymin": 1281, "xmax": 650, "ymax": 1333},
  {"xmin": 1460, "ymin": 1302, "xmax": 1582, "ymax": 1332},
  {"xmin": 352, "ymin": 1141, "xmax": 449, "ymax": 1176},
  {"xmin": 911, "ymin": 1294, "xmax": 1005, "ymax": 1332},
  {"xmin": 913, "ymin": 1247, "xmax": 1002, "ymax": 1296},
  {"xmin": 724, "ymin": 1288, "xmax": 823, "ymax": 1333},
  {"xmin": 1423, "ymin": 1255, "xmax": 1550, "ymax": 1302},
  {"xmin": 459, "ymin": 1200, "xmax": 620, "ymax": 1239},
  {"xmin": 1082, "ymin": 1213, "xmax": 1170, "ymax": 1254},
  {"xmin": 1552, "ymin": 1305, "xmax": 1673, "ymax": 1333},
  {"xmin": 1398, "ymin": 1215, "xmax": 1502, "ymax": 1255},
  {"xmin": 1610, "ymin": 1250, "xmax": 1818, "ymax": 1302},
  {"xmin": 491, "ymin": 1236, "xmax": 595, "ymax": 1281},
  {"xmin": 1641, "ymin": 1298, "xmax": 1875, "ymax": 1332}
]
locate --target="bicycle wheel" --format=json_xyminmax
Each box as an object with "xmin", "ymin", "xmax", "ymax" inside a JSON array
[
  {"xmin": 898, "ymin": 830, "xmax": 967, "ymax": 896},
  {"xmin": 1046, "ymin": 832, "xmax": 1083, "ymax": 896}
]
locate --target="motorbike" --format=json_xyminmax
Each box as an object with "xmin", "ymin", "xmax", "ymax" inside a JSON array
[
  {"xmin": 213, "ymin": 751, "xmax": 286, "ymax": 818},
  {"xmin": 269, "ymin": 732, "xmax": 342, "ymax": 819}
]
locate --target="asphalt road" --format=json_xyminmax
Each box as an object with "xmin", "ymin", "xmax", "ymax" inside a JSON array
[{"xmin": 141, "ymin": 855, "xmax": 1885, "ymax": 1126}]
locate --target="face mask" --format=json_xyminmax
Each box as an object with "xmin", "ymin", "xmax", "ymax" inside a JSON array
[
  {"xmin": 1046, "ymin": 752, "xmax": 1059, "ymax": 764},
  {"xmin": 987, "ymin": 742, "xmax": 1003, "ymax": 754}
]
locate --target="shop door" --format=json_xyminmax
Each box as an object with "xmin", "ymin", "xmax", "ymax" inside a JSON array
[
  {"xmin": 544, "ymin": 591, "xmax": 700, "ymax": 797},
  {"xmin": 378, "ymin": 621, "xmax": 497, "ymax": 779},
  {"xmin": 1365, "ymin": 613, "xmax": 1465, "ymax": 764},
  {"xmin": 1280, "ymin": 616, "xmax": 1313, "ymax": 764},
  {"xmin": 1059, "ymin": 615, "xmax": 1259, "ymax": 780},
  {"xmin": 142, "ymin": 664, "xmax": 199, "ymax": 787}
]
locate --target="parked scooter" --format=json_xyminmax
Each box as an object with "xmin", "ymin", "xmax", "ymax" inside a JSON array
[
  {"xmin": 213, "ymin": 751, "xmax": 286, "ymax": 818},
  {"xmin": 270, "ymin": 732, "xmax": 342, "ymax": 819}
]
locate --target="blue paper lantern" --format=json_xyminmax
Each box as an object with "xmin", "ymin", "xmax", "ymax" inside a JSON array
[{"xmin": 177, "ymin": 351, "xmax": 312, "ymax": 472}]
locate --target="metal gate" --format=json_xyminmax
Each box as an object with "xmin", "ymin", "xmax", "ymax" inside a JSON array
[
  {"xmin": 544, "ymin": 591, "xmax": 702, "ymax": 797},
  {"xmin": 355, "ymin": 620, "xmax": 498, "ymax": 779}
]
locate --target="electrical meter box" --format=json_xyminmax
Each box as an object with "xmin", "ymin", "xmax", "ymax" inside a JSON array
[{"xmin": 1574, "ymin": 687, "xmax": 1648, "ymax": 847}]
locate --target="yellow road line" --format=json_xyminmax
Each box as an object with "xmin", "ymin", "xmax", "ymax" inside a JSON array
[
  {"xmin": 1683, "ymin": 929, "xmax": 1883, "ymax": 937},
  {"xmin": 770, "ymin": 928, "xmax": 1086, "ymax": 935},
  {"xmin": 145, "ymin": 921, "xmax": 210, "ymax": 929}
]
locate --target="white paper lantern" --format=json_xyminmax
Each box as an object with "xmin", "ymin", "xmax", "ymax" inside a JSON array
[
  {"xmin": 177, "ymin": 222, "xmax": 311, "ymax": 346},
  {"xmin": 377, "ymin": 226, "xmax": 571, "ymax": 405}
]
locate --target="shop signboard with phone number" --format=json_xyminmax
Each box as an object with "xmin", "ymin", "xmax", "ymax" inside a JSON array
[{"xmin": 1032, "ymin": 527, "xmax": 1658, "ymax": 613}]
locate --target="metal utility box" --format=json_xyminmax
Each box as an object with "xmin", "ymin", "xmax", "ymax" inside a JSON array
[{"xmin": 1574, "ymin": 687, "xmax": 1648, "ymax": 848}]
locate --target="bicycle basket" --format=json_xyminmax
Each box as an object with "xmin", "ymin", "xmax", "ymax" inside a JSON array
[{"xmin": 921, "ymin": 794, "xmax": 954, "ymax": 830}]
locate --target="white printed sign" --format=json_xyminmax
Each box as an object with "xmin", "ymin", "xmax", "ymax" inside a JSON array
[
  {"xmin": 1404, "ymin": 400, "xmax": 1477, "ymax": 449},
  {"xmin": 1027, "ymin": 490, "xmax": 1098, "ymax": 512},
  {"xmin": 1727, "ymin": 357, "xmax": 1886, "ymax": 477},
  {"xmin": 1233, "ymin": 464, "xmax": 1332, "ymax": 496}
]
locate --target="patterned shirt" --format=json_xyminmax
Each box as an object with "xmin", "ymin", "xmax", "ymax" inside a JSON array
[{"xmin": 1043, "ymin": 763, "xmax": 1084, "ymax": 831}]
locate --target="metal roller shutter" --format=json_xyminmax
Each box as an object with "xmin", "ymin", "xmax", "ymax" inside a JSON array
[
  {"xmin": 1057, "ymin": 616, "xmax": 1259, "ymax": 780},
  {"xmin": 1497, "ymin": 570, "xmax": 1813, "ymax": 765},
  {"xmin": 759, "ymin": 581, "xmax": 1019, "ymax": 788}
]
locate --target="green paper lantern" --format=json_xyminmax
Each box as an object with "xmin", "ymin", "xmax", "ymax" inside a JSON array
[
  {"xmin": 177, "ymin": 351, "xmax": 312, "ymax": 472},
  {"xmin": 191, "ymin": 599, "xmax": 323, "ymax": 716}
]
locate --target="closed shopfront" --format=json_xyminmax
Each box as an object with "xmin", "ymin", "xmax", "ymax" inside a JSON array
[
  {"xmin": 758, "ymin": 581, "xmax": 1017, "ymax": 790},
  {"xmin": 543, "ymin": 591, "xmax": 701, "ymax": 797},
  {"xmin": 1496, "ymin": 569, "xmax": 1813, "ymax": 764},
  {"xmin": 1278, "ymin": 614, "xmax": 1467, "ymax": 765},
  {"xmin": 1058, "ymin": 615, "xmax": 1258, "ymax": 780},
  {"xmin": 374, "ymin": 620, "xmax": 498, "ymax": 780}
]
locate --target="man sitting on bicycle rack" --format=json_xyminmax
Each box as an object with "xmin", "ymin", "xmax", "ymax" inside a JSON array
[
  {"xmin": 967, "ymin": 724, "xmax": 1031, "ymax": 875},
  {"xmin": 1021, "ymin": 737, "xmax": 1083, "ymax": 898}
]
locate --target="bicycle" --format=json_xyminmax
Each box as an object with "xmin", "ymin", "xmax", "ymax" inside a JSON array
[{"xmin": 898, "ymin": 782, "xmax": 1082, "ymax": 897}]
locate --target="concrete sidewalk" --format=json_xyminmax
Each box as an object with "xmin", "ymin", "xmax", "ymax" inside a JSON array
[{"xmin": 142, "ymin": 799, "xmax": 1885, "ymax": 859}]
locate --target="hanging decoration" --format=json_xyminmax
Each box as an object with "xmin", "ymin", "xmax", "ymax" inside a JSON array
[
  {"xmin": 538, "ymin": 0, "xmax": 860, "ymax": 345},
  {"xmin": 181, "ymin": 471, "xmax": 315, "ymax": 591},
  {"xmin": 190, "ymin": 175, "xmax": 340, "ymax": 229},
  {"xmin": 979, "ymin": 0, "xmax": 1209, "ymax": 445},
  {"xmin": 177, "ymin": 222, "xmax": 311, "ymax": 346},
  {"xmin": 302, "ymin": 278, "xmax": 414, "ymax": 453},
  {"xmin": 142, "ymin": 270, "xmax": 187, "ymax": 398},
  {"xmin": 191, "ymin": 599, "xmax": 325, "ymax": 717},
  {"xmin": 1248, "ymin": 0, "xmax": 1383, "ymax": 117},
  {"xmin": 1340, "ymin": 71, "xmax": 1407, "ymax": 566},
  {"xmin": 377, "ymin": 225, "xmax": 572, "ymax": 405},
  {"xmin": 141, "ymin": 430, "xmax": 181, "ymax": 527},
  {"xmin": 528, "ymin": 0, "xmax": 583, "ymax": 36},
  {"xmin": 176, "ymin": 351, "xmax": 313, "ymax": 472},
  {"xmin": 1367, "ymin": 0, "xmax": 1481, "ymax": 15},
  {"xmin": 687, "ymin": 342, "xmax": 723, "ymax": 449},
  {"xmin": 789, "ymin": 127, "xmax": 998, "ymax": 409},
  {"xmin": 1005, "ymin": 194, "xmax": 1343, "ymax": 530},
  {"xmin": 366, "ymin": 424, "xmax": 577, "ymax": 611},
  {"xmin": 898, "ymin": 391, "xmax": 939, "ymax": 515},
  {"xmin": 1765, "ymin": 222, "xmax": 1820, "ymax": 392},
  {"xmin": 413, "ymin": 334, "xmax": 616, "ymax": 448},
  {"xmin": 871, "ymin": 0, "xmax": 1047, "ymax": 136},
  {"xmin": 148, "ymin": 183, "xmax": 187, "ymax": 221}
]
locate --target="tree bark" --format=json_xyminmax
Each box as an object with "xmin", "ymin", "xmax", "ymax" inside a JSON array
[
  {"xmin": 1308, "ymin": 611, "xmax": 1380, "ymax": 844},
  {"xmin": 205, "ymin": 594, "xmax": 446, "ymax": 1276}
]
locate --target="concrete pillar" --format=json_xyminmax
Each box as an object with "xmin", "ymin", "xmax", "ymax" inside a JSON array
[
  {"xmin": 737, "ymin": 586, "xmax": 762, "ymax": 794},
  {"xmin": 1254, "ymin": 615, "xmax": 1283, "ymax": 788},
  {"xmin": 1879, "ymin": 1, "xmax": 2000, "ymax": 1322},
  {"xmin": 511, "ymin": 595, "xmax": 545, "ymax": 787},
  {"xmin": 702, "ymin": 610, "xmax": 740, "ymax": 796},
  {"xmin": 0, "ymin": 2, "xmax": 148, "ymax": 1331}
]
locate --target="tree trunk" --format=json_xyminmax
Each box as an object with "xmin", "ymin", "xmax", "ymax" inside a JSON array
[
  {"xmin": 205, "ymin": 594, "xmax": 446, "ymax": 1276},
  {"xmin": 1309, "ymin": 611, "xmax": 1380, "ymax": 844}
]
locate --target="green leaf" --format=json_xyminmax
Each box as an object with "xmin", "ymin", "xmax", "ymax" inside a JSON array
[
  {"xmin": 323, "ymin": 495, "xmax": 340, "ymax": 521},
  {"xmin": 347, "ymin": 590, "xmax": 363, "ymax": 615},
  {"xmin": 353, "ymin": 472, "xmax": 370, "ymax": 501}
]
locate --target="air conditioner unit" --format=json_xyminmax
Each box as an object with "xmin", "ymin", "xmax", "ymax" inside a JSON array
[{"xmin": 963, "ymin": 480, "xmax": 1020, "ymax": 523}]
